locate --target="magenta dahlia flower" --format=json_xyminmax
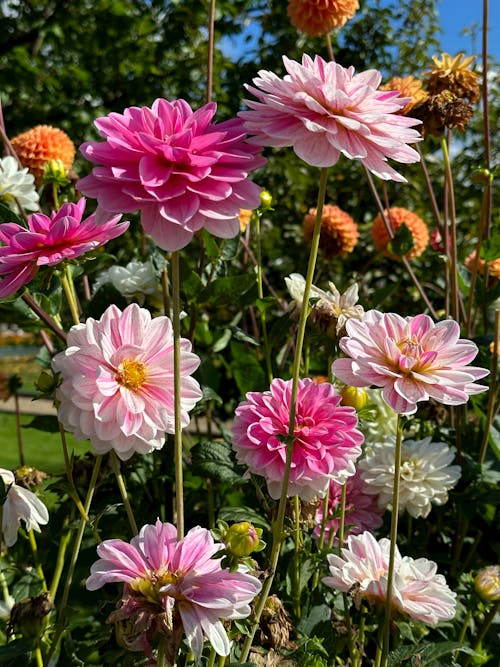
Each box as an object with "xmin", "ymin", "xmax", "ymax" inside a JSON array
[
  {"xmin": 77, "ymin": 99, "xmax": 266, "ymax": 251},
  {"xmin": 332, "ymin": 310, "xmax": 489, "ymax": 414},
  {"xmin": 232, "ymin": 378, "xmax": 364, "ymax": 501},
  {"xmin": 313, "ymin": 471, "xmax": 383, "ymax": 544},
  {"xmin": 52, "ymin": 303, "xmax": 202, "ymax": 460},
  {"xmin": 240, "ymin": 54, "xmax": 422, "ymax": 181},
  {"xmin": 86, "ymin": 520, "xmax": 262, "ymax": 660},
  {"xmin": 0, "ymin": 198, "xmax": 128, "ymax": 298},
  {"xmin": 323, "ymin": 531, "xmax": 456, "ymax": 624}
]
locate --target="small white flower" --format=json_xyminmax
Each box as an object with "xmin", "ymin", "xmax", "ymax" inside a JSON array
[
  {"xmin": 93, "ymin": 259, "xmax": 161, "ymax": 305},
  {"xmin": 0, "ymin": 156, "xmax": 39, "ymax": 213},
  {"xmin": 0, "ymin": 468, "xmax": 49, "ymax": 547},
  {"xmin": 358, "ymin": 437, "xmax": 461, "ymax": 518}
]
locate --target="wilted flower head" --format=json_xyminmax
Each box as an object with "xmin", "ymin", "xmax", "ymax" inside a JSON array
[
  {"xmin": 303, "ymin": 204, "xmax": 359, "ymax": 257},
  {"xmin": 0, "ymin": 198, "xmax": 129, "ymax": 298},
  {"xmin": 11, "ymin": 125, "xmax": 75, "ymax": 184},
  {"xmin": 86, "ymin": 520, "xmax": 262, "ymax": 660},
  {"xmin": 425, "ymin": 53, "xmax": 481, "ymax": 104},
  {"xmin": 52, "ymin": 303, "xmax": 202, "ymax": 460},
  {"xmin": 241, "ymin": 54, "xmax": 421, "ymax": 181},
  {"xmin": 93, "ymin": 259, "xmax": 161, "ymax": 305},
  {"xmin": 0, "ymin": 156, "xmax": 39, "ymax": 213},
  {"xmin": 287, "ymin": 0, "xmax": 359, "ymax": 36},
  {"xmin": 380, "ymin": 76, "xmax": 428, "ymax": 115},
  {"xmin": 232, "ymin": 377, "xmax": 364, "ymax": 501},
  {"xmin": 78, "ymin": 99, "xmax": 265, "ymax": 251},
  {"xmin": 358, "ymin": 437, "xmax": 461, "ymax": 518},
  {"xmin": 0, "ymin": 468, "xmax": 49, "ymax": 547},
  {"xmin": 412, "ymin": 90, "xmax": 473, "ymax": 136},
  {"xmin": 323, "ymin": 531, "xmax": 457, "ymax": 624},
  {"xmin": 474, "ymin": 566, "xmax": 500, "ymax": 601},
  {"xmin": 313, "ymin": 471, "xmax": 383, "ymax": 544},
  {"xmin": 372, "ymin": 207, "xmax": 429, "ymax": 260},
  {"xmin": 332, "ymin": 310, "xmax": 489, "ymax": 414}
]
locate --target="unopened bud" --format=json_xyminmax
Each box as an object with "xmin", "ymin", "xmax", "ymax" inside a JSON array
[
  {"xmin": 224, "ymin": 521, "xmax": 263, "ymax": 557},
  {"xmin": 9, "ymin": 592, "xmax": 53, "ymax": 639},
  {"xmin": 340, "ymin": 386, "xmax": 368, "ymax": 410},
  {"xmin": 260, "ymin": 190, "xmax": 273, "ymax": 209},
  {"xmin": 474, "ymin": 565, "xmax": 500, "ymax": 601},
  {"xmin": 42, "ymin": 159, "xmax": 70, "ymax": 186},
  {"xmin": 35, "ymin": 370, "xmax": 57, "ymax": 394}
]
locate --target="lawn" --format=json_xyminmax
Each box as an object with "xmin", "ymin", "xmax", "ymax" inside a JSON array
[{"xmin": 0, "ymin": 411, "xmax": 91, "ymax": 473}]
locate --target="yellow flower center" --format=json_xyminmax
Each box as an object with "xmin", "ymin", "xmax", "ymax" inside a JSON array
[
  {"xmin": 116, "ymin": 359, "xmax": 147, "ymax": 391},
  {"xmin": 129, "ymin": 568, "xmax": 182, "ymax": 605},
  {"xmin": 396, "ymin": 336, "xmax": 423, "ymax": 360}
]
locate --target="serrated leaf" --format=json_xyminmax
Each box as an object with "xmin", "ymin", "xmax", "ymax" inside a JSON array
[
  {"xmin": 190, "ymin": 440, "xmax": 242, "ymax": 484},
  {"xmin": 23, "ymin": 415, "xmax": 60, "ymax": 433},
  {"xmin": 388, "ymin": 223, "xmax": 414, "ymax": 256}
]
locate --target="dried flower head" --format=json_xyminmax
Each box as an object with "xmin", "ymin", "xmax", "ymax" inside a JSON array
[
  {"xmin": 287, "ymin": 0, "xmax": 359, "ymax": 36},
  {"xmin": 465, "ymin": 250, "xmax": 500, "ymax": 280},
  {"xmin": 11, "ymin": 125, "xmax": 75, "ymax": 185},
  {"xmin": 372, "ymin": 207, "xmax": 429, "ymax": 260},
  {"xmin": 380, "ymin": 76, "xmax": 428, "ymax": 115},
  {"xmin": 425, "ymin": 53, "xmax": 481, "ymax": 104},
  {"xmin": 411, "ymin": 90, "xmax": 474, "ymax": 136},
  {"xmin": 304, "ymin": 205, "xmax": 359, "ymax": 257}
]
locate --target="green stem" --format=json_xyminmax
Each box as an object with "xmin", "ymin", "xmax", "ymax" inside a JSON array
[
  {"xmin": 381, "ymin": 414, "xmax": 404, "ymax": 667},
  {"xmin": 207, "ymin": 647, "xmax": 217, "ymax": 667},
  {"xmin": 34, "ymin": 646, "xmax": 43, "ymax": 667},
  {"xmin": 239, "ymin": 167, "xmax": 329, "ymax": 663},
  {"xmin": 338, "ymin": 482, "xmax": 347, "ymax": 550},
  {"xmin": 109, "ymin": 450, "xmax": 138, "ymax": 535},
  {"xmin": 374, "ymin": 619, "xmax": 385, "ymax": 667},
  {"xmin": 171, "ymin": 251, "xmax": 184, "ymax": 539},
  {"xmin": 292, "ymin": 494, "xmax": 301, "ymax": 618},
  {"xmin": 312, "ymin": 487, "xmax": 330, "ymax": 590},
  {"xmin": 440, "ymin": 136, "xmax": 459, "ymax": 323},
  {"xmin": 27, "ymin": 529, "xmax": 48, "ymax": 593},
  {"xmin": 255, "ymin": 212, "xmax": 273, "ymax": 384},
  {"xmin": 478, "ymin": 309, "xmax": 499, "ymax": 465},
  {"xmin": 61, "ymin": 264, "xmax": 80, "ymax": 326},
  {"xmin": 157, "ymin": 634, "xmax": 166, "ymax": 667},
  {"xmin": 0, "ymin": 568, "xmax": 10, "ymax": 604},
  {"xmin": 49, "ymin": 519, "xmax": 72, "ymax": 600},
  {"xmin": 462, "ymin": 601, "xmax": 500, "ymax": 667},
  {"xmin": 51, "ymin": 182, "xmax": 60, "ymax": 210},
  {"xmin": 457, "ymin": 607, "xmax": 472, "ymax": 643},
  {"xmin": 59, "ymin": 422, "xmax": 89, "ymax": 523}
]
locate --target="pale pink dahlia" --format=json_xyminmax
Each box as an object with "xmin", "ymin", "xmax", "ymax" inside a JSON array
[
  {"xmin": 323, "ymin": 531, "xmax": 456, "ymax": 624},
  {"xmin": 240, "ymin": 54, "xmax": 422, "ymax": 181},
  {"xmin": 86, "ymin": 520, "xmax": 262, "ymax": 660},
  {"xmin": 313, "ymin": 470, "xmax": 383, "ymax": 544},
  {"xmin": 0, "ymin": 198, "xmax": 128, "ymax": 298},
  {"xmin": 52, "ymin": 303, "xmax": 202, "ymax": 460},
  {"xmin": 232, "ymin": 378, "xmax": 364, "ymax": 501},
  {"xmin": 332, "ymin": 310, "xmax": 489, "ymax": 414},
  {"xmin": 78, "ymin": 99, "xmax": 266, "ymax": 251}
]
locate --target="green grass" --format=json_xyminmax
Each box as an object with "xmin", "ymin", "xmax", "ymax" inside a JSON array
[{"xmin": 0, "ymin": 411, "xmax": 91, "ymax": 473}]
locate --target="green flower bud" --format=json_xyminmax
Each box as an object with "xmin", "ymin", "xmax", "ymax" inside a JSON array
[
  {"xmin": 224, "ymin": 521, "xmax": 263, "ymax": 557},
  {"xmin": 259, "ymin": 190, "xmax": 273, "ymax": 209},
  {"xmin": 340, "ymin": 385, "xmax": 368, "ymax": 410},
  {"xmin": 42, "ymin": 158, "xmax": 70, "ymax": 186}
]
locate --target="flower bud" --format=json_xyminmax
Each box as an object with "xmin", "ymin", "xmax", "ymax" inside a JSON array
[
  {"xmin": 340, "ymin": 386, "xmax": 368, "ymax": 410},
  {"xmin": 9, "ymin": 592, "xmax": 53, "ymax": 639},
  {"xmin": 471, "ymin": 168, "xmax": 493, "ymax": 185},
  {"xmin": 259, "ymin": 189, "xmax": 273, "ymax": 209},
  {"xmin": 224, "ymin": 521, "xmax": 263, "ymax": 557},
  {"xmin": 43, "ymin": 158, "xmax": 70, "ymax": 186},
  {"xmin": 474, "ymin": 565, "xmax": 500, "ymax": 601},
  {"xmin": 35, "ymin": 369, "xmax": 58, "ymax": 394}
]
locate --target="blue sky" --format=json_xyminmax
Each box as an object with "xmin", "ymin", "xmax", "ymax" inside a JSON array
[{"xmin": 438, "ymin": 0, "xmax": 499, "ymax": 61}]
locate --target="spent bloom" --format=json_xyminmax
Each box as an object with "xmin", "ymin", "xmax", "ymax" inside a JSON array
[
  {"xmin": 11, "ymin": 125, "xmax": 75, "ymax": 184},
  {"xmin": 240, "ymin": 54, "xmax": 421, "ymax": 181},
  {"xmin": 0, "ymin": 155, "xmax": 39, "ymax": 214},
  {"xmin": 425, "ymin": 53, "xmax": 481, "ymax": 104},
  {"xmin": 232, "ymin": 377, "xmax": 364, "ymax": 501},
  {"xmin": 78, "ymin": 98, "xmax": 265, "ymax": 251},
  {"xmin": 0, "ymin": 198, "xmax": 128, "ymax": 299},
  {"xmin": 323, "ymin": 531, "xmax": 456, "ymax": 624},
  {"xmin": 93, "ymin": 259, "xmax": 161, "ymax": 305},
  {"xmin": 52, "ymin": 303, "xmax": 202, "ymax": 460},
  {"xmin": 332, "ymin": 310, "xmax": 489, "ymax": 414},
  {"xmin": 0, "ymin": 468, "xmax": 49, "ymax": 547},
  {"xmin": 287, "ymin": 0, "xmax": 359, "ymax": 36},
  {"xmin": 86, "ymin": 520, "xmax": 262, "ymax": 660},
  {"xmin": 358, "ymin": 437, "xmax": 461, "ymax": 518},
  {"xmin": 313, "ymin": 471, "xmax": 383, "ymax": 544}
]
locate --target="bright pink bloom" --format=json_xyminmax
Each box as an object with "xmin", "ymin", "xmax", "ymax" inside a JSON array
[
  {"xmin": 323, "ymin": 531, "xmax": 456, "ymax": 624},
  {"xmin": 52, "ymin": 303, "xmax": 202, "ymax": 460},
  {"xmin": 0, "ymin": 198, "xmax": 128, "ymax": 298},
  {"xmin": 240, "ymin": 54, "xmax": 421, "ymax": 181},
  {"xmin": 78, "ymin": 99, "xmax": 266, "ymax": 251},
  {"xmin": 332, "ymin": 310, "xmax": 488, "ymax": 414},
  {"xmin": 232, "ymin": 378, "xmax": 364, "ymax": 501},
  {"xmin": 313, "ymin": 470, "xmax": 383, "ymax": 544},
  {"xmin": 86, "ymin": 520, "xmax": 262, "ymax": 660}
]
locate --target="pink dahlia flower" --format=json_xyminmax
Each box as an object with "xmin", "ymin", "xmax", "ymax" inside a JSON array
[
  {"xmin": 323, "ymin": 531, "xmax": 456, "ymax": 624},
  {"xmin": 78, "ymin": 99, "xmax": 266, "ymax": 251},
  {"xmin": 332, "ymin": 310, "xmax": 489, "ymax": 414},
  {"xmin": 0, "ymin": 197, "xmax": 128, "ymax": 298},
  {"xmin": 313, "ymin": 470, "xmax": 383, "ymax": 544},
  {"xmin": 52, "ymin": 303, "xmax": 202, "ymax": 460},
  {"xmin": 232, "ymin": 378, "xmax": 364, "ymax": 501},
  {"xmin": 0, "ymin": 468, "xmax": 49, "ymax": 547},
  {"xmin": 86, "ymin": 520, "xmax": 262, "ymax": 660},
  {"xmin": 240, "ymin": 54, "xmax": 421, "ymax": 181}
]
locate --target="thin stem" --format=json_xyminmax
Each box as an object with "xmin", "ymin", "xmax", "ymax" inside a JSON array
[
  {"xmin": 440, "ymin": 136, "xmax": 459, "ymax": 323},
  {"xmin": 381, "ymin": 413, "xmax": 404, "ymax": 667},
  {"xmin": 171, "ymin": 251, "xmax": 184, "ymax": 539},
  {"xmin": 27, "ymin": 529, "xmax": 48, "ymax": 593},
  {"xmin": 52, "ymin": 182, "xmax": 60, "ymax": 210},
  {"xmin": 109, "ymin": 450, "xmax": 138, "ymax": 535},
  {"xmin": 415, "ymin": 144, "xmax": 444, "ymax": 233},
  {"xmin": 14, "ymin": 393, "xmax": 25, "ymax": 467},
  {"xmin": 207, "ymin": 647, "xmax": 217, "ymax": 667},
  {"xmin": 462, "ymin": 601, "xmax": 500, "ymax": 667},
  {"xmin": 254, "ymin": 212, "xmax": 273, "ymax": 384},
  {"xmin": 49, "ymin": 519, "xmax": 72, "ymax": 600},
  {"xmin": 61, "ymin": 264, "xmax": 80, "ymax": 326},
  {"xmin": 34, "ymin": 646, "xmax": 43, "ymax": 667},
  {"xmin": 21, "ymin": 292, "xmax": 67, "ymax": 343},
  {"xmin": 161, "ymin": 266, "xmax": 170, "ymax": 317},
  {"xmin": 206, "ymin": 0, "xmax": 216, "ymax": 103},
  {"xmin": 478, "ymin": 309, "xmax": 499, "ymax": 464},
  {"xmin": 457, "ymin": 607, "xmax": 473, "ymax": 643},
  {"xmin": 157, "ymin": 634, "xmax": 166, "ymax": 667},
  {"xmin": 292, "ymin": 494, "xmax": 301, "ymax": 618},
  {"xmin": 59, "ymin": 422, "xmax": 89, "ymax": 523},
  {"xmin": 338, "ymin": 482, "xmax": 347, "ymax": 550},
  {"xmin": 239, "ymin": 167, "xmax": 329, "ymax": 663},
  {"xmin": 374, "ymin": 619, "xmax": 385, "ymax": 667},
  {"xmin": 325, "ymin": 32, "xmax": 335, "ymax": 61}
]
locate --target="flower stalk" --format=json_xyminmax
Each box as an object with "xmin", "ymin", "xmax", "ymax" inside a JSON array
[
  {"xmin": 171, "ymin": 250, "xmax": 185, "ymax": 539},
  {"xmin": 109, "ymin": 450, "xmax": 138, "ymax": 536}
]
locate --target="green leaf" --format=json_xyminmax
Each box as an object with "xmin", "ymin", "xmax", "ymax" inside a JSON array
[
  {"xmin": 23, "ymin": 415, "xmax": 60, "ymax": 433},
  {"xmin": 0, "ymin": 201, "xmax": 25, "ymax": 225},
  {"xmin": 298, "ymin": 603, "xmax": 332, "ymax": 636},
  {"xmin": 388, "ymin": 223, "xmax": 414, "ymax": 257},
  {"xmin": 479, "ymin": 233, "xmax": 500, "ymax": 262},
  {"xmin": 0, "ymin": 639, "xmax": 36, "ymax": 667},
  {"xmin": 218, "ymin": 505, "xmax": 271, "ymax": 531},
  {"xmin": 230, "ymin": 341, "xmax": 267, "ymax": 395},
  {"xmin": 198, "ymin": 274, "xmax": 256, "ymax": 308},
  {"xmin": 190, "ymin": 440, "xmax": 242, "ymax": 485},
  {"xmin": 488, "ymin": 422, "xmax": 500, "ymax": 460},
  {"xmin": 388, "ymin": 641, "xmax": 478, "ymax": 667},
  {"xmin": 201, "ymin": 228, "xmax": 220, "ymax": 261}
]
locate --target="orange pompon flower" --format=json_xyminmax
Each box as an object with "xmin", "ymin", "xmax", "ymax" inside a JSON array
[
  {"xmin": 303, "ymin": 204, "xmax": 359, "ymax": 257},
  {"xmin": 380, "ymin": 76, "xmax": 428, "ymax": 115},
  {"xmin": 425, "ymin": 52, "xmax": 481, "ymax": 104},
  {"xmin": 287, "ymin": 0, "xmax": 359, "ymax": 36},
  {"xmin": 372, "ymin": 207, "xmax": 429, "ymax": 260},
  {"xmin": 465, "ymin": 251, "xmax": 500, "ymax": 280},
  {"xmin": 11, "ymin": 125, "xmax": 75, "ymax": 184},
  {"xmin": 238, "ymin": 208, "xmax": 253, "ymax": 233}
]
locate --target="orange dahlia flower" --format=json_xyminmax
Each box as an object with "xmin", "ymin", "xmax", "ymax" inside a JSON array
[
  {"xmin": 372, "ymin": 207, "xmax": 429, "ymax": 260},
  {"xmin": 303, "ymin": 204, "xmax": 359, "ymax": 257},
  {"xmin": 465, "ymin": 251, "xmax": 500, "ymax": 280},
  {"xmin": 380, "ymin": 76, "xmax": 428, "ymax": 115},
  {"xmin": 287, "ymin": 0, "xmax": 359, "ymax": 36},
  {"xmin": 11, "ymin": 125, "xmax": 76, "ymax": 184}
]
